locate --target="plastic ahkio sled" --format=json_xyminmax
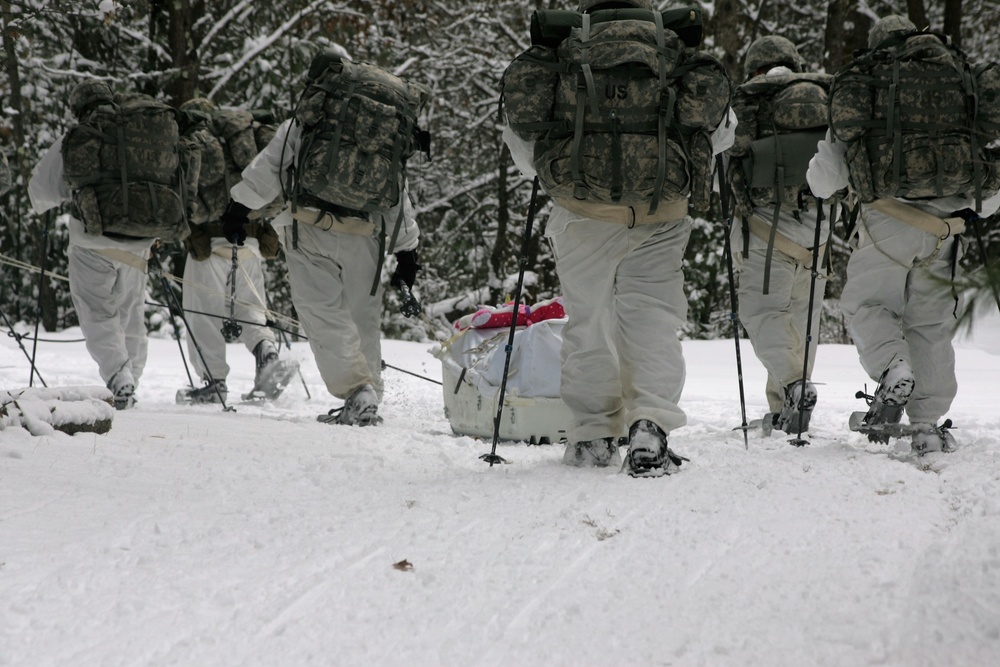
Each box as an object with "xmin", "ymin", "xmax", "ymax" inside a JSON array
[{"xmin": 432, "ymin": 318, "xmax": 574, "ymax": 445}]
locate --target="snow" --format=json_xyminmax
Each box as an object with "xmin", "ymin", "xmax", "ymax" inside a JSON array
[{"xmin": 3, "ymin": 316, "xmax": 1000, "ymax": 666}]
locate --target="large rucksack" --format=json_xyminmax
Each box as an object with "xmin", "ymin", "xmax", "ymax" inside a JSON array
[
  {"xmin": 62, "ymin": 93, "xmax": 191, "ymax": 241},
  {"xmin": 292, "ymin": 52, "xmax": 430, "ymax": 219},
  {"xmin": 728, "ymin": 72, "xmax": 831, "ymax": 218},
  {"xmin": 184, "ymin": 108, "xmax": 273, "ymax": 225},
  {"xmin": 501, "ymin": 6, "xmax": 731, "ymax": 216},
  {"xmin": 829, "ymin": 31, "xmax": 1000, "ymax": 208}
]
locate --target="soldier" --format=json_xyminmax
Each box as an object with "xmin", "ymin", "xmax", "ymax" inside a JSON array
[
  {"xmin": 726, "ymin": 36, "xmax": 831, "ymax": 435},
  {"xmin": 809, "ymin": 15, "xmax": 1000, "ymax": 454}
]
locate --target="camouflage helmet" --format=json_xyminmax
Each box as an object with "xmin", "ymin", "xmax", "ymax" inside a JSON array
[
  {"xmin": 744, "ymin": 36, "xmax": 804, "ymax": 79},
  {"xmin": 579, "ymin": 0, "xmax": 653, "ymax": 12},
  {"xmin": 868, "ymin": 14, "xmax": 917, "ymax": 49},
  {"xmin": 69, "ymin": 80, "xmax": 114, "ymax": 118},
  {"xmin": 179, "ymin": 97, "xmax": 217, "ymax": 113}
]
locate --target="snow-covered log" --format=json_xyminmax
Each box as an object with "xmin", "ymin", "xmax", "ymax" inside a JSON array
[{"xmin": 0, "ymin": 387, "xmax": 115, "ymax": 436}]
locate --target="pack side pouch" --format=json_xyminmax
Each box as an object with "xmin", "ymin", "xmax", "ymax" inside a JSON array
[
  {"xmin": 829, "ymin": 70, "xmax": 874, "ymax": 142},
  {"xmin": 501, "ymin": 45, "xmax": 560, "ymax": 141},
  {"xmin": 72, "ymin": 187, "xmax": 105, "ymax": 236},
  {"xmin": 215, "ymin": 110, "xmax": 258, "ymax": 169},
  {"xmin": 675, "ymin": 52, "xmax": 731, "ymax": 131}
]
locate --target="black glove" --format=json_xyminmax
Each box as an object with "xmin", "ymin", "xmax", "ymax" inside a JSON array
[
  {"xmin": 390, "ymin": 250, "xmax": 421, "ymax": 290},
  {"xmin": 221, "ymin": 200, "xmax": 251, "ymax": 246}
]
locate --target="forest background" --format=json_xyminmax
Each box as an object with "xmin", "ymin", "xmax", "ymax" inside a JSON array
[{"xmin": 2, "ymin": 0, "xmax": 999, "ymax": 346}]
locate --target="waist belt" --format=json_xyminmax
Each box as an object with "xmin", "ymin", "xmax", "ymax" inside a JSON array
[
  {"xmin": 554, "ymin": 197, "xmax": 688, "ymax": 226},
  {"xmin": 868, "ymin": 198, "xmax": 966, "ymax": 238},
  {"xmin": 292, "ymin": 207, "xmax": 376, "ymax": 237},
  {"xmin": 212, "ymin": 245, "xmax": 256, "ymax": 261},
  {"xmin": 747, "ymin": 215, "xmax": 825, "ymax": 267},
  {"xmin": 95, "ymin": 248, "xmax": 148, "ymax": 273}
]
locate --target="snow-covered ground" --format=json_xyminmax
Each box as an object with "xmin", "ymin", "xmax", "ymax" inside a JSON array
[{"xmin": 2, "ymin": 315, "xmax": 1000, "ymax": 667}]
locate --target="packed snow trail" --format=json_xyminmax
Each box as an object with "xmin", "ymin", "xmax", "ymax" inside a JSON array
[{"xmin": 2, "ymin": 332, "xmax": 999, "ymax": 666}]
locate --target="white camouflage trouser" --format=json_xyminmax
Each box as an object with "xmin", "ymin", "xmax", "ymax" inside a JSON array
[
  {"xmin": 182, "ymin": 249, "xmax": 274, "ymax": 383},
  {"xmin": 737, "ymin": 247, "xmax": 827, "ymax": 413},
  {"xmin": 281, "ymin": 223, "xmax": 383, "ymax": 400},
  {"xmin": 551, "ymin": 217, "xmax": 691, "ymax": 443},
  {"xmin": 840, "ymin": 206, "xmax": 963, "ymax": 423},
  {"xmin": 67, "ymin": 245, "xmax": 148, "ymax": 388}
]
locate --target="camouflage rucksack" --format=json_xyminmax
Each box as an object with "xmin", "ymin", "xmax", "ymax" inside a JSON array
[
  {"xmin": 728, "ymin": 72, "xmax": 831, "ymax": 218},
  {"xmin": 182, "ymin": 103, "xmax": 272, "ymax": 225},
  {"xmin": 829, "ymin": 31, "xmax": 1000, "ymax": 208},
  {"xmin": 292, "ymin": 52, "xmax": 430, "ymax": 218},
  {"xmin": 62, "ymin": 92, "xmax": 191, "ymax": 241},
  {"xmin": 501, "ymin": 6, "xmax": 730, "ymax": 215}
]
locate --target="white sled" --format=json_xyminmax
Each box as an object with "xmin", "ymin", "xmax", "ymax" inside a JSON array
[{"xmin": 433, "ymin": 319, "xmax": 573, "ymax": 444}]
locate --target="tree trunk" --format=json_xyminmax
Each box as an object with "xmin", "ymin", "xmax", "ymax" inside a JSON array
[
  {"xmin": 943, "ymin": 0, "xmax": 963, "ymax": 48},
  {"xmin": 164, "ymin": 1, "xmax": 204, "ymax": 105},
  {"xmin": 709, "ymin": 0, "xmax": 745, "ymax": 84},
  {"xmin": 2, "ymin": 0, "xmax": 54, "ymax": 327},
  {"xmin": 491, "ymin": 144, "xmax": 512, "ymax": 305},
  {"xmin": 906, "ymin": 0, "xmax": 929, "ymax": 31},
  {"xmin": 823, "ymin": 0, "xmax": 871, "ymax": 73}
]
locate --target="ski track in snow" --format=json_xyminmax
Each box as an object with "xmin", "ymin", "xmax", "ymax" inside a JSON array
[{"xmin": 2, "ymin": 327, "xmax": 1000, "ymax": 666}]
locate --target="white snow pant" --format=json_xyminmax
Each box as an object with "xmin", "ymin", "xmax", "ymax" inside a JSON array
[
  {"xmin": 67, "ymin": 245, "xmax": 148, "ymax": 388},
  {"xmin": 840, "ymin": 206, "xmax": 963, "ymax": 423},
  {"xmin": 551, "ymin": 217, "xmax": 691, "ymax": 443},
  {"xmin": 737, "ymin": 247, "xmax": 827, "ymax": 413},
  {"xmin": 182, "ymin": 249, "xmax": 274, "ymax": 383},
  {"xmin": 281, "ymin": 223, "xmax": 383, "ymax": 401}
]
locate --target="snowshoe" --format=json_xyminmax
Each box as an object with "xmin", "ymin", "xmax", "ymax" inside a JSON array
[
  {"xmin": 563, "ymin": 437, "xmax": 621, "ymax": 468},
  {"xmin": 850, "ymin": 414, "xmax": 955, "ymax": 456},
  {"xmin": 176, "ymin": 379, "xmax": 228, "ymax": 405},
  {"xmin": 622, "ymin": 419, "xmax": 687, "ymax": 478},
  {"xmin": 242, "ymin": 358, "xmax": 299, "ymax": 401},
  {"xmin": 773, "ymin": 380, "xmax": 817, "ymax": 434},
  {"xmin": 317, "ymin": 384, "xmax": 381, "ymax": 426},
  {"xmin": 852, "ymin": 356, "xmax": 915, "ymax": 444}
]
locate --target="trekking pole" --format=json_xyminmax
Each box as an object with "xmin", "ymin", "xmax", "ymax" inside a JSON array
[
  {"xmin": 221, "ymin": 244, "xmax": 243, "ymax": 343},
  {"xmin": 156, "ymin": 252, "xmax": 194, "ymax": 389},
  {"xmin": 717, "ymin": 156, "xmax": 749, "ymax": 450},
  {"xmin": 789, "ymin": 197, "xmax": 827, "ymax": 447},
  {"xmin": 150, "ymin": 247, "xmax": 233, "ymax": 411},
  {"xmin": 480, "ymin": 176, "xmax": 540, "ymax": 466},
  {"xmin": 0, "ymin": 304, "xmax": 47, "ymax": 387},
  {"xmin": 28, "ymin": 211, "xmax": 51, "ymax": 387}
]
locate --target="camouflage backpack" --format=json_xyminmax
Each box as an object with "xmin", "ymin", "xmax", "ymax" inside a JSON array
[
  {"xmin": 62, "ymin": 91, "xmax": 191, "ymax": 242},
  {"xmin": 501, "ymin": 6, "xmax": 730, "ymax": 215},
  {"xmin": 829, "ymin": 31, "xmax": 1000, "ymax": 208},
  {"xmin": 292, "ymin": 52, "xmax": 430, "ymax": 218},
  {"xmin": 182, "ymin": 104, "xmax": 272, "ymax": 225},
  {"xmin": 728, "ymin": 72, "xmax": 831, "ymax": 218}
]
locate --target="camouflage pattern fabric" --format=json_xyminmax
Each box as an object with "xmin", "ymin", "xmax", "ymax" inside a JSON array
[
  {"xmin": 974, "ymin": 62, "xmax": 1000, "ymax": 142},
  {"xmin": 505, "ymin": 15, "xmax": 729, "ymax": 214},
  {"xmin": 294, "ymin": 58, "xmax": 429, "ymax": 215},
  {"xmin": 728, "ymin": 73, "xmax": 830, "ymax": 216},
  {"xmin": 185, "ymin": 109, "xmax": 261, "ymax": 225},
  {"xmin": 62, "ymin": 94, "xmax": 190, "ymax": 242},
  {"xmin": 743, "ymin": 36, "xmax": 804, "ymax": 80},
  {"xmin": 829, "ymin": 33, "xmax": 1000, "ymax": 203}
]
